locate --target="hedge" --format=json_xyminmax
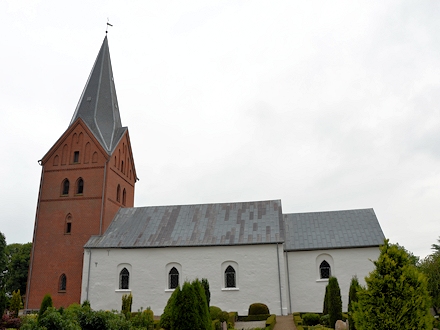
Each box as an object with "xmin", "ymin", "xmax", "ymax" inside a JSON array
[{"xmin": 265, "ymin": 314, "xmax": 276, "ymax": 330}]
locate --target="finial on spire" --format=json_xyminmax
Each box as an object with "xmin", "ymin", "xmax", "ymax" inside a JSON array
[{"xmin": 106, "ymin": 18, "xmax": 113, "ymax": 34}]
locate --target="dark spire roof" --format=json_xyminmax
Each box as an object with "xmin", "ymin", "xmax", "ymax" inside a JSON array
[{"xmin": 70, "ymin": 36, "xmax": 125, "ymax": 153}]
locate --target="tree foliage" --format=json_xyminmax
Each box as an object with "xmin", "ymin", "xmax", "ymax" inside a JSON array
[
  {"xmin": 353, "ymin": 239, "xmax": 432, "ymax": 329},
  {"xmin": 0, "ymin": 232, "xmax": 7, "ymax": 314},
  {"xmin": 5, "ymin": 242, "xmax": 32, "ymax": 295},
  {"xmin": 160, "ymin": 286, "xmax": 179, "ymax": 330},
  {"xmin": 38, "ymin": 294, "xmax": 53, "ymax": 321},
  {"xmin": 201, "ymin": 278, "xmax": 210, "ymax": 307},
  {"xmin": 9, "ymin": 289, "xmax": 22, "ymax": 316},
  {"xmin": 431, "ymin": 236, "xmax": 440, "ymax": 252},
  {"xmin": 322, "ymin": 284, "xmax": 329, "ymax": 315},
  {"xmin": 348, "ymin": 276, "xmax": 360, "ymax": 330},
  {"xmin": 419, "ymin": 250, "xmax": 440, "ymax": 315},
  {"xmin": 327, "ymin": 277, "xmax": 342, "ymax": 328},
  {"xmin": 121, "ymin": 293, "xmax": 132, "ymax": 317}
]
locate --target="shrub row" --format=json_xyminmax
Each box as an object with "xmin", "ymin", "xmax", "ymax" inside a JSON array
[{"xmin": 265, "ymin": 314, "xmax": 276, "ymax": 330}]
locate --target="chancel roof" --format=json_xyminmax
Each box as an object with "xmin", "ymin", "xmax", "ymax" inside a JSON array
[
  {"xmin": 284, "ymin": 208, "xmax": 385, "ymax": 251},
  {"xmin": 85, "ymin": 200, "xmax": 285, "ymax": 248},
  {"xmin": 70, "ymin": 36, "xmax": 126, "ymax": 153}
]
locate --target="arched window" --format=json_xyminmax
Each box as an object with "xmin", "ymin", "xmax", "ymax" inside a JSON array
[
  {"xmin": 62, "ymin": 179, "xmax": 69, "ymax": 195},
  {"xmin": 59, "ymin": 274, "xmax": 66, "ymax": 291},
  {"xmin": 122, "ymin": 189, "xmax": 126, "ymax": 206},
  {"xmin": 225, "ymin": 265, "xmax": 236, "ymax": 288},
  {"xmin": 119, "ymin": 268, "xmax": 129, "ymax": 289},
  {"xmin": 65, "ymin": 214, "xmax": 72, "ymax": 234},
  {"xmin": 121, "ymin": 161, "xmax": 124, "ymax": 173},
  {"xmin": 76, "ymin": 178, "xmax": 84, "ymax": 194},
  {"xmin": 320, "ymin": 260, "xmax": 331, "ymax": 279},
  {"xmin": 169, "ymin": 267, "xmax": 179, "ymax": 289},
  {"xmin": 116, "ymin": 185, "xmax": 121, "ymax": 202}
]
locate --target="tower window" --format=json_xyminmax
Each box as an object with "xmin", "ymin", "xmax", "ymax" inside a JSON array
[
  {"xmin": 76, "ymin": 178, "xmax": 84, "ymax": 195},
  {"xmin": 117, "ymin": 185, "xmax": 121, "ymax": 202},
  {"xmin": 59, "ymin": 274, "xmax": 67, "ymax": 291},
  {"xmin": 320, "ymin": 260, "xmax": 331, "ymax": 279},
  {"xmin": 119, "ymin": 268, "xmax": 129, "ymax": 289},
  {"xmin": 122, "ymin": 189, "xmax": 126, "ymax": 206},
  {"xmin": 65, "ymin": 214, "xmax": 72, "ymax": 234},
  {"xmin": 73, "ymin": 151, "xmax": 80, "ymax": 163},
  {"xmin": 62, "ymin": 179, "xmax": 70, "ymax": 195},
  {"xmin": 225, "ymin": 265, "xmax": 236, "ymax": 288},
  {"xmin": 169, "ymin": 267, "xmax": 179, "ymax": 289}
]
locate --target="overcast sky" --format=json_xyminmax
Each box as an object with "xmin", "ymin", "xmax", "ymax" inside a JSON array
[{"xmin": 1, "ymin": 1, "xmax": 439, "ymax": 259}]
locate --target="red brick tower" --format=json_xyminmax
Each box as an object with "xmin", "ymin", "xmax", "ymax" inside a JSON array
[{"xmin": 26, "ymin": 36, "xmax": 137, "ymax": 309}]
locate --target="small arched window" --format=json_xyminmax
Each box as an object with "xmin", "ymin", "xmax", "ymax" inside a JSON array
[
  {"xmin": 122, "ymin": 189, "xmax": 126, "ymax": 206},
  {"xmin": 65, "ymin": 214, "xmax": 72, "ymax": 234},
  {"xmin": 121, "ymin": 161, "xmax": 124, "ymax": 173},
  {"xmin": 116, "ymin": 185, "xmax": 121, "ymax": 202},
  {"xmin": 119, "ymin": 268, "xmax": 129, "ymax": 289},
  {"xmin": 76, "ymin": 178, "xmax": 84, "ymax": 194},
  {"xmin": 225, "ymin": 265, "xmax": 236, "ymax": 288},
  {"xmin": 169, "ymin": 267, "xmax": 179, "ymax": 289},
  {"xmin": 59, "ymin": 274, "xmax": 67, "ymax": 291},
  {"xmin": 320, "ymin": 260, "xmax": 331, "ymax": 279},
  {"xmin": 62, "ymin": 179, "xmax": 70, "ymax": 195}
]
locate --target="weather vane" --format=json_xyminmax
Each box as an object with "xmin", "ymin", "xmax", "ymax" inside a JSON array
[{"xmin": 106, "ymin": 18, "xmax": 113, "ymax": 34}]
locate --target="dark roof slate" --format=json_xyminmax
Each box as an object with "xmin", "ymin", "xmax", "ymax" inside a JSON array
[
  {"xmin": 284, "ymin": 208, "xmax": 385, "ymax": 251},
  {"xmin": 70, "ymin": 36, "xmax": 124, "ymax": 153},
  {"xmin": 85, "ymin": 200, "xmax": 285, "ymax": 248}
]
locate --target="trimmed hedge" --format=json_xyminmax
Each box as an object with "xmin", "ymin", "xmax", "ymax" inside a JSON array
[
  {"xmin": 246, "ymin": 314, "xmax": 270, "ymax": 321},
  {"xmin": 302, "ymin": 313, "xmax": 320, "ymax": 326},
  {"xmin": 248, "ymin": 303, "xmax": 269, "ymax": 315},
  {"xmin": 265, "ymin": 314, "xmax": 276, "ymax": 330}
]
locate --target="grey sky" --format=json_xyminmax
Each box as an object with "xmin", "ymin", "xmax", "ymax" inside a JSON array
[{"xmin": 1, "ymin": 1, "xmax": 439, "ymax": 259}]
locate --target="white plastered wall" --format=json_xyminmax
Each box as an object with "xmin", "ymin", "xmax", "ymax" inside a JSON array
[
  {"xmin": 81, "ymin": 243, "xmax": 288, "ymax": 316},
  {"xmin": 285, "ymin": 247, "xmax": 380, "ymax": 313}
]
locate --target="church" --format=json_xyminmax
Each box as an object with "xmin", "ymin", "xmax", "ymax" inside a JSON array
[{"xmin": 25, "ymin": 36, "xmax": 385, "ymax": 315}]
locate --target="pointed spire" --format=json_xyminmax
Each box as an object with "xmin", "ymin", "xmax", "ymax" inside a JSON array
[{"xmin": 70, "ymin": 36, "xmax": 124, "ymax": 153}]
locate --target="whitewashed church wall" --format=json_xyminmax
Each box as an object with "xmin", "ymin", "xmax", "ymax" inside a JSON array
[
  {"xmin": 285, "ymin": 247, "xmax": 380, "ymax": 313},
  {"xmin": 81, "ymin": 244, "xmax": 288, "ymax": 316}
]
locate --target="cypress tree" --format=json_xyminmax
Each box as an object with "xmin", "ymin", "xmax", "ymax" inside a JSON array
[
  {"xmin": 9, "ymin": 289, "xmax": 22, "ymax": 317},
  {"xmin": 353, "ymin": 240, "xmax": 432, "ymax": 329},
  {"xmin": 323, "ymin": 284, "xmax": 329, "ymax": 315},
  {"xmin": 160, "ymin": 286, "xmax": 179, "ymax": 330},
  {"xmin": 192, "ymin": 279, "xmax": 211, "ymax": 330},
  {"xmin": 38, "ymin": 293, "xmax": 53, "ymax": 321},
  {"xmin": 201, "ymin": 278, "xmax": 210, "ymax": 307},
  {"xmin": 171, "ymin": 281, "xmax": 199, "ymax": 330},
  {"xmin": 348, "ymin": 276, "xmax": 360, "ymax": 330},
  {"xmin": 327, "ymin": 276, "xmax": 342, "ymax": 328}
]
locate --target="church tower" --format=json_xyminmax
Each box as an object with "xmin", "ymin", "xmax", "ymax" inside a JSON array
[{"xmin": 26, "ymin": 36, "xmax": 137, "ymax": 309}]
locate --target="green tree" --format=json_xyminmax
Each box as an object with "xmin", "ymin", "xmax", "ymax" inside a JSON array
[
  {"xmin": 419, "ymin": 251, "xmax": 440, "ymax": 315},
  {"xmin": 9, "ymin": 289, "xmax": 22, "ymax": 316},
  {"xmin": 0, "ymin": 232, "xmax": 7, "ymax": 314},
  {"xmin": 191, "ymin": 279, "xmax": 211, "ymax": 329},
  {"xmin": 327, "ymin": 276, "xmax": 342, "ymax": 328},
  {"xmin": 5, "ymin": 242, "xmax": 32, "ymax": 295},
  {"xmin": 353, "ymin": 239, "xmax": 432, "ymax": 329},
  {"xmin": 38, "ymin": 293, "xmax": 53, "ymax": 321},
  {"xmin": 322, "ymin": 284, "xmax": 329, "ymax": 315},
  {"xmin": 121, "ymin": 293, "xmax": 132, "ymax": 317},
  {"xmin": 201, "ymin": 278, "xmax": 210, "ymax": 307},
  {"xmin": 348, "ymin": 276, "xmax": 360, "ymax": 330},
  {"xmin": 160, "ymin": 286, "xmax": 179, "ymax": 330}
]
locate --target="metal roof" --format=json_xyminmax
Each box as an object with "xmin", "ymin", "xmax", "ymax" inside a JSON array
[
  {"xmin": 69, "ymin": 36, "xmax": 125, "ymax": 154},
  {"xmin": 85, "ymin": 200, "xmax": 285, "ymax": 248},
  {"xmin": 283, "ymin": 208, "xmax": 385, "ymax": 251}
]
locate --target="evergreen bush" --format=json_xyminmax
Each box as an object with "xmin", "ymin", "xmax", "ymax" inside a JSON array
[
  {"xmin": 121, "ymin": 293, "xmax": 132, "ymax": 317},
  {"xmin": 9, "ymin": 289, "xmax": 22, "ymax": 317},
  {"xmin": 209, "ymin": 306, "xmax": 222, "ymax": 320},
  {"xmin": 322, "ymin": 285, "xmax": 329, "ymax": 314},
  {"xmin": 160, "ymin": 287, "xmax": 179, "ymax": 330},
  {"xmin": 201, "ymin": 278, "xmax": 210, "ymax": 307},
  {"xmin": 348, "ymin": 276, "xmax": 360, "ymax": 330},
  {"xmin": 192, "ymin": 278, "xmax": 211, "ymax": 329},
  {"xmin": 353, "ymin": 239, "xmax": 432, "ymax": 329},
  {"xmin": 248, "ymin": 302, "xmax": 269, "ymax": 315},
  {"xmin": 302, "ymin": 313, "xmax": 320, "ymax": 326},
  {"xmin": 327, "ymin": 277, "xmax": 342, "ymax": 328},
  {"xmin": 38, "ymin": 293, "xmax": 53, "ymax": 321}
]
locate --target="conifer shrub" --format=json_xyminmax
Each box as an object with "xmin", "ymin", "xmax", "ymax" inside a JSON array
[
  {"xmin": 322, "ymin": 285, "xmax": 329, "ymax": 314},
  {"xmin": 9, "ymin": 289, "xmax": 22, "ymax": 317},
  {"xmin": 348, "ymin": 276, "xmax": 360, "ymax": 330},
  {"xmin": 327, "ymin": 277, "xmax": 342, "ymax": 328},
  {"xmin": 353, "ymin": 239, "xmax": 432, "ymax": 329},
  {"xmin": 248, "ymin": 302, "xmax": 269, "ymax": 315},
  {"xmin": 171, "ymin": 281, "xmax": 207, "ymax": 330},
  {"xmin": 38, "ymin": 293, "xmax": 53, "ymax": 321},
  {"xmin": 302, "ymin": 313, "xmax": 320, "ymax": 326},
  {"xmin": 201, "ymin": 278, "xmax": 210, "ymax": 307},
  {"xmin": 160, "ymin": 286, "xmax": 179, "ymax": 330},
  {"xmin": 209, "ymin": 306, "xmax": 222, "ymax": 320},
  {"xmin": 191, "ymin": 278, "xmax": 211, "ymax": 329},
  {"xmin": 121, "ymin": 293, "xmax": 132, "ymax": 317}
]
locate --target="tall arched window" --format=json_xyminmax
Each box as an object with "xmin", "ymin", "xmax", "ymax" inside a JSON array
[
  {"xmin": 169, "ymin": 267, "xmax": 179, "ymax": 289},
  {"xmin": 320, "ymin": 260, "xmax": 331, "ymax": 279},
  {"xmin": 76, "ymin": 178, "xmax": 84, "ymax": 194},
  {"xmin": 65, "ymin": 214, "xmax": 72, "ymax": 234},
  {"xmin": 225, "ymin": 265, "xmax": 236, "ymax": 288},
  {"xmin": 122, "ymin": 189, "xmax": 126, "ymax": 206},
  {"xmin": 59, "ymin": 274, "xmax": 67, "ymax": 291},
  {"xmin": 119, "ymin": 268, "xmax": 129, "ymax": 289},
  {"xmin": 116, "ymin": 185, "xmax": 121, "ymax": 202},
  {"xmin": 62, "ymin": 179, "xmax": 70, "ymax": 195}
]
